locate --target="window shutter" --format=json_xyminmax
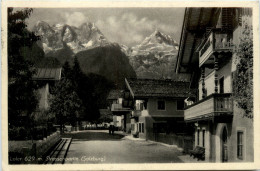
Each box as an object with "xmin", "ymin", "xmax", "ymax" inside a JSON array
[{"xmin": 221, "ymin": 8, "xmax": 233, "ymax": 31}]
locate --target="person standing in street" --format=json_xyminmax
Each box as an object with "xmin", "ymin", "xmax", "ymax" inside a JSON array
[
  {"xmin": 112, "ymin": 125, "xmax": 115, "ymax": 135},
  {"xmin": 109, "ymin": 125, "xmax": 112, "ymax": 134}
]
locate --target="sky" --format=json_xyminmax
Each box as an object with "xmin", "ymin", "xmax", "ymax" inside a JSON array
[{"xmin": 27, "ymin": 8, "xmax": 185, "ymax": 47}]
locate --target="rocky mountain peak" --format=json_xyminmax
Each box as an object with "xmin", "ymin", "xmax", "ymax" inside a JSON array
[
  {"xmin": 140, "ymin": 29, "xmax": 178, "ymax": 47},
  {"xmin": 33, "ymin": 21, "xmax": 109, "ymax": 54},
  {"xmin": 128, "ymin": 30, "xmax": 179, "ymax": 79},
  {"xmin": 35, "ymin": 21, "xmax": 51, "ymax": 29},
  {"xmin": 152, "ymin": 29, "xmax": 162, "ymax": 37},
  {"xmin": 33, "ymin": 21, "xmax": 54, "ymax": 35}
]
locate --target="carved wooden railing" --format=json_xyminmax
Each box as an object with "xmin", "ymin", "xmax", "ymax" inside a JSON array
[
  {"xmin": 185, "ymin": 93, "xmax": 233, "ymax": 121},
  {"xmin": 199, "ymin": 29, "xmax": 233, "ymax": 67},
  {"xmin": 111, "ymin": 103, "xmax": 131, "ymax": 112}
]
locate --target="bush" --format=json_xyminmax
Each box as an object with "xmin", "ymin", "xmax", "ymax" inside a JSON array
[
  {"xmin": 9, "ymin": 125, "xmax": 58, "ymax": 140},
  {"xmin": 9, "ymin": 127, "xmax": 30, "ymax": 140}
]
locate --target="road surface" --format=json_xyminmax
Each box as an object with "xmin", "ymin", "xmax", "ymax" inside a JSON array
[{"xmin": 62, "ymin": 130, "xmax": 185, "ymax": 163}]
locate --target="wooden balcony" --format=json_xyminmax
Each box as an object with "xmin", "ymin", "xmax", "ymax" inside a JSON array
[
  {"xmin": 184, "ymin": 93, "xmax": 233, "ymax": 122},
  {"xmin": 111, "ymin": 103, "xmax": 131, "ymax": 113},
  {"xmin": 198, "ymin": 29, "xmax": 233, "ymax": 67}
]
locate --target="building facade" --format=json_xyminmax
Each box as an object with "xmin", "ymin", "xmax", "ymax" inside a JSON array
[
  {"xmin": 107, "ymin": 89, "xmax": 131, "ymax": 132},
  {"xmin": 125, "ymin": 78, "xmax": 193, "ymax": 141},
  {"xmin": 33, "ymin": 67, "xmax": 62, "ymax": 110},
  {"xmin": 176, "ymin": 8, "xmax": 253, "ymax": 162}
]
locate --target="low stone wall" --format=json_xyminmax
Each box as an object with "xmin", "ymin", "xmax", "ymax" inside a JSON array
[
  {"xmin": 154, "ymin": 133, "xmax": 193, "ymax": 153},
  {"xmin": 34, "ymin": 131, "xmax": 61, "ymax": 158},
  {"xmin": 9, "ymin": 131, "xmax": 61, "ymax": 164}
]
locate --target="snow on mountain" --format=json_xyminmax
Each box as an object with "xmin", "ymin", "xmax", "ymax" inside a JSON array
[
  {"xmin": 33, "ymin": 21, "xmax": 109, "ymax": 54},
  {"xmin": 128, "ymin": 30, "xmax": 179, "ymax": 79},
  {"xmin": 33, "ymin": 21, "xmax": 181, "ymax": 80}
]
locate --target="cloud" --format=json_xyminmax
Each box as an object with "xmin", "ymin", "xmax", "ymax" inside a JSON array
[
  {"xmin": 96, "ymin": 13, "xmax": 174, "ymax": 47},
  {"xmin": 65, "ymin": 12, "xmax": 89, "ymax": 27}
]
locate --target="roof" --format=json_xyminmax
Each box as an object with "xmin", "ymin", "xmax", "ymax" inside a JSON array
[
  {"xmin": 125, "ymin": 78, "xmax": 194, "ymax": 99},
  {"xmin": 175, "ymin": 8, "xmax": 218, "ymax": 74},
  {"xmin": 107, "ymin": 89, "xmax": 124, "ymax": 100},
  {"xmin": 33, "ymin": 68, "xmax": 62, "ymax": 81}
]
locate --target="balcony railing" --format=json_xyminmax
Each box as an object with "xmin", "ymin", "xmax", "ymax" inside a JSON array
[
  {"xmin": 111, "ymin": 103, "xmax": 131, "ymax": 112},
  {"xmin": 199, "ymin": 29, "xmax": 233, "ymax": 67},
  {"xmin": 184, "ymin": 93, "xmax": 233, "ymax": 122}
]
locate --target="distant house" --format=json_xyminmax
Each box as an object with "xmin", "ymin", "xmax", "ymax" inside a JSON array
[
  {"xmin": 107, "ymin": 89, "xmax": 131, "ymax": 132},
  {"xmin": 176, "ymin": 8, "xmax": 253, "ymax": 162},
  {"xmin": 33, "ymin": 67, "xmax": 62, "ymax": 110},
  {"xmin": 124, "ymin": 78, "xmax": 192, "ymax": 141}
]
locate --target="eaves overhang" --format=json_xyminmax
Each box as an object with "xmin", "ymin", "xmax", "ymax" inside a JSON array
[{"xmin": 175, "ymin": 8, "xmax": 217, "ymax": 74}]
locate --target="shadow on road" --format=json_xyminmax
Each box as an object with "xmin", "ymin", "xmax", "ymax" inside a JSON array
[{"xmin": 61, "ymin": 131, "xmax": 125, "ymax": 141}]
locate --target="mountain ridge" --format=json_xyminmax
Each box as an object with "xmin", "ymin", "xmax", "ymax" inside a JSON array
[
  {"xmin": 33, "ymin": 20, "xmax": 184, "ymax": 81},
  {"xmin": 33, "ymin": 21, "xmax": 109, "ymax": 54}
]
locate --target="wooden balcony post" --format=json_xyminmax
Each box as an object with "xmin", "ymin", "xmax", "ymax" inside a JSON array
[
  {"xmin": 214, "ymin": 55, "xmax": 219, "ymax": 93},
  {"xmin": 201, "ymin": 67, "xmax": 206, "ymax": 98}
]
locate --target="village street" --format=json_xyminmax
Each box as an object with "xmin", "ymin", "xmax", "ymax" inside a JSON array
[{"xmin": 60, "ymin": 130, "xmax": 193, "ymax": 163}]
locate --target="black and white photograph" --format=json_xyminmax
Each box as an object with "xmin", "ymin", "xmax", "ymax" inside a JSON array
[{"xmin": 2, "ymin": 1, "xmax": 259, "ymax": 170}]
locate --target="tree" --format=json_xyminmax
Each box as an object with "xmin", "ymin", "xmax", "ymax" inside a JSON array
[
  {"xmin": 71, "ymin": 57, "xmax": 83, "ymax": 83},
  {"xmin": 233, "ymin": 22, "xmax": 253, "ymax": 118},
  {"xmin": 71, "ymin": 57, "xmax": 101, "ymax": 122},
  {"xmin": 8, "ymin": 8, "xmax": 40, "ymax": 126},
  {"xmin": 62, "ymin": 61, "xmax": 72, "ymax": 79},
  {"xmin": 98, "ymin": 111, "xmax": 113, "ymax": 123},
  {"xmin": 49, "ymin": 79, "xmax": 83, "ymax": 132},
  {"xmin": 87, "ymin": 73, "xmax": 114, "ymax": 108}
]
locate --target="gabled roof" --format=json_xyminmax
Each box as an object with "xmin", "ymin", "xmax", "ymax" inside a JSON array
[
  {"xmin": 33, "ymin": 68, "xmax": 62, "ymax": 81},
  {"xmin": 107, "ymin": 89, "xmax": 124, "ymax": 100},
  {"xmin": 125, "ymin": 78, "xmax": 193, "ymax": 99}
]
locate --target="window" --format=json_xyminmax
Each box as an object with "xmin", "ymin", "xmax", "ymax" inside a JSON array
[
  {"xmin": 157, "ymin": 100, "xmax": 165, "ymax": 110},
  {"xmin": 219, "ymin": 77, "xmax": 224, "ymax": 93},
  {"xmin": 202, "ymin": 130, "xmax": 205, "ymax": 147},
  {"xmin": 177, "ymin": 100, "xmax": 185, "ymax": 110},
  {"xmin": 237, "ymin": 131, "xmax": 243, "ymax": 159},
  {"xmin": 138, "ymin": 123, "xmax": 144, "ymax": 133},
  {"xmin": 118, "ymin": 98, "xmax": 123, "ymax": 104},
  {"xmin": 135, "ymin": 100, "xmax": 144, "ymax": 110},
  {"xmin": 197, "ymin": 130, "xmax": 200, "ymax": 146},
  {"xmin": 143, "ymin": 101, "xmax": 147, "ymax": 110}
]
